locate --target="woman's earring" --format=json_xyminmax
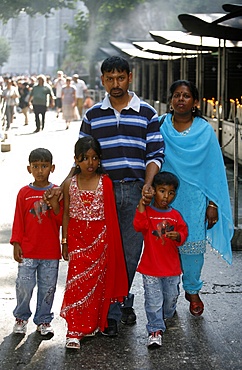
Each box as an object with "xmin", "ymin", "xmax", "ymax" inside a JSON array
[
  {"xmin": 170, "ymin": 105, "xmax": 174, "ymax": 112},
  {"xmin": 98, "ymin": 162, "xmax": 101, "ymax": 167},
  {"xmin": 192, "ymin": 106, "xmax": 196, "ymax": 113},
  {"xmin": 76, "ymin": 164, "xmax": 80, "ymax": 168}
]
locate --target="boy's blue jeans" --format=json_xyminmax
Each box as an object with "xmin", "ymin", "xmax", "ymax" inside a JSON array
[
  {"xmin": 13, "ymin": 258, "xmax": 59, "ymax": 325},
  {"xmin": 142, "ymin": 274, "xmax": 180, "ymax": 334}
]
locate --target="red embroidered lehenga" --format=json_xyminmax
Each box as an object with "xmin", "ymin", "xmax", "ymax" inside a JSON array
[{"xmin": 60, "ymin": 174, "xmax": 128, "ymax": 339}]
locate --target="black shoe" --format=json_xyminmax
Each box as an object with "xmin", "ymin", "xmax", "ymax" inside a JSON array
[
  {"xmin": 33, "ymin": 129, "xmax": 40, "ymax": 133},
  {"xmin": 102, "ymin": 318, "xmax": 118, "ymax": 337},
  {"xmin": 120, "ymin": 307, "xmax": 136, "ymax": 325}
]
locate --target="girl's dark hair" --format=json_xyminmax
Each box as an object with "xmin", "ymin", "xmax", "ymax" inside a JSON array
[
  {"xmin": 101, "ymin": 56, "xmax": 130, "ymax": 75},
  {"xmin": 169, "ymin": 80, "xmax": 203, "ymax": 118},
  {"xmin": 29, "ymin": 148, "xmax": 53, "ymax": 164},
  {"xmin": 153, "ymin": 171, "xmax": 179, "ymax": 190},
  {"xmin": 73, "ymin": 136, "xmax": 104, "ymax": 175}
]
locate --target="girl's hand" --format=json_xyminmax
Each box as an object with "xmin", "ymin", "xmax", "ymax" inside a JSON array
[
  {"xmin": 62, "ymin": 244, "xmax": 69, "ymax": 261},
  {"xmin": 43, "ymin": 187, "xmax": 63, "ymax": 208}
]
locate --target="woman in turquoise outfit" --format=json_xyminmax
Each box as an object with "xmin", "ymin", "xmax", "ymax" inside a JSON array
[{"xmin": 160, "ymin": 80, "xmax": 233, "ymax": 316}]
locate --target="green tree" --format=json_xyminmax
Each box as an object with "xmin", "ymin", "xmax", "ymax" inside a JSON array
[
  {"xmin": 64, "ymin": 0, "xmax": 230, "ymax": 86},
  {"xmin": 0, "ymin": 0, "xmax": 76, "ymax": 22},
  {"xmin": 62, "ymin": 9, "xmax": 89, "ymax": 75},
  {"xmin": 64, "ymin": 0, "xmax": 145, "ymax": 87},
  {"xmin": 0, "ymin": 37, "xmax": 10, "ymax": 66}
]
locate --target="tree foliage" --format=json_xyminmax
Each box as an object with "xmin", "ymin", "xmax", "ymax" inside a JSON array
[
  {"xmin": 63, "ymin": 0, "xmax": 145, "ymax": 85},
  {"xmin": 0, "ymin": 0, "xmax": 76, "ymax": 22},
  {"xmin": 0, "ymin": 37, "xmax": 10, "ymax": 66},
  {"xmin": 66, "ymin": 0, "xmax": 146, "ymax": 54},
  {"xmin": 64, "ymin": 0, "xmax": 231, "ymax": 74}
]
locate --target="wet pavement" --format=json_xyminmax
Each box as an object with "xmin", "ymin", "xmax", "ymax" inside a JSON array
[{"xmin": 0, "ymin": 112, "xmax": 241, "ymax": 370}]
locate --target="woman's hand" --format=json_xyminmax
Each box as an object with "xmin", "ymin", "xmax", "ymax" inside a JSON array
[{"xmin": 206, "ymin": 204, "xmax": 218, "ymax": 229}]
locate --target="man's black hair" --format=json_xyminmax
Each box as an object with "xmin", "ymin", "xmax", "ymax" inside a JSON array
[{"xmin": 101, "ymin": 56, "xmax": 130, "ymax": 75}]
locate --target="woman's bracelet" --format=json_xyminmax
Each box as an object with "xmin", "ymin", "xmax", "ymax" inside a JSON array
[
  {"xmin": 208, "ymin": 204, "xmax": 218, "ymax": 209},
  {"xmin": 61, "ymin": 238, "xmax": 67, "ymax": 244}
]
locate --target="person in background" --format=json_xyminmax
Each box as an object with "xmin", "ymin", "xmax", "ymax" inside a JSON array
[
  {"xmin": 159, "ymin": 80, "xmax": 233, "ymax": 317},
  {"xmin": 10, "ymin": 148, "xmax": 63, "ymax": 337},
  {"xmin": 54, "ymin": 70, "xmax": 66, "ymax": 118},
  {"xmin": 72, "ymin": 74, "xmax": 87, "ymax": 119},
  {"xmin": 60, "ymin": 136, "xmax": 128, "ymax": 349},
  {"xmin": 29, "ymin": 74, "xmax": 55, "ymax": 133},
  {"xmin": 2, "ymin": 78, "xmax": 19, "ymax": 130},
  {"xmin": 46, "ymin": 75, "xmax": 53, "ymax": 89},
  {"xmin": 61, "ymin": 77, "xmax": 76, "ymax": 130},
  {"xmin": 83, "ymin": 94, "xmax": 94, "ymax": 115},
  {"xmin": 18, "ymin": 81, "xmax": 30, "ymax": 126},
  {"xmin": 29, "ymin": 76, "xmax": 36, "ymax": 89},
  {"xmin": 133, "ymin": 171, "xmax": 188, "ymax": 348}
]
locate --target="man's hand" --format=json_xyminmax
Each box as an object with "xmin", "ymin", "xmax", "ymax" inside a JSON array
[{"xmin": 141, "ymin": 184, "xmax": 154, "ymax": 205}]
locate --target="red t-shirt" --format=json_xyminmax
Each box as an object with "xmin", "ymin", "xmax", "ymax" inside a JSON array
[
  {"xmin": 10, "ymin": 183, "xmax": 62, "ymax": 259},
  {"xmin": 133, "ymin": 206, "xmax": 188, "ymax": 277}
]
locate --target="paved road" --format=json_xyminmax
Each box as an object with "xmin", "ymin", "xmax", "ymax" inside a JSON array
[{"xmin": 0, "ymin": 111, "xmax": 241, "ymax": 370}]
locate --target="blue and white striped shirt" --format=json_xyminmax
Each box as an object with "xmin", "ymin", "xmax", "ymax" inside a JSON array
[{"xmin": 79, "ymin": 92, "xmax": 165, "ymax": 182}]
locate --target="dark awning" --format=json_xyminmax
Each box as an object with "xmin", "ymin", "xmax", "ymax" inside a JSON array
[
  {"xmin": 133, "ymin": 41, "xmax": 211, "ymax": 56},
  {"xmin": 178, "ymin": 13, "xmax": 242, "ymax": 42},
  {"xmin": 150, "ymin": 30, "xmax": 242, "ymax": 50},
  {"xmin": 109, "ymin": 41, "xmax": 180, "ymax": 60}
]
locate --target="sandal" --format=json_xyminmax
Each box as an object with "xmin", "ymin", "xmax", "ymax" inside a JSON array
[
  {"xmin": 185, "ymin": 292, "xmax": 204, "ymax": 317},
  {"xmin": 66, "ymin": 337, "xmax": 80, "ymax": 349}
]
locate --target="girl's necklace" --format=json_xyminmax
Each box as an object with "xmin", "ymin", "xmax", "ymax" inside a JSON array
[{"xmin": 78, "ymin": 174, "xmax": 99, "ymax": 207}]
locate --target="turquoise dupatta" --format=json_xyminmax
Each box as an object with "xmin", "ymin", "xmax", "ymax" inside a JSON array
[{"xmin": 160, "ymin": 113, "xmax": 233, "ymax": 264}]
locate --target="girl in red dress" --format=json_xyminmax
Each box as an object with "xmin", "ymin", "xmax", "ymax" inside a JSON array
[{"xmin": 61, "ymin": 136, "xmax": 128, "ymax": 349}]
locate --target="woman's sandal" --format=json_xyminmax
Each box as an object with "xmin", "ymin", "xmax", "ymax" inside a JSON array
[
  {"xmin": 66, "ymin": 337, "xmax": 80, "ymax": 349},
  {"xmin": 185, "ymin": 292, "xmax": 204, "ymax": 317}
]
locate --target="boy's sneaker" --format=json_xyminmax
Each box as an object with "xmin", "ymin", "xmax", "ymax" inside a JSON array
[
  {"xmin": 13, "ymin": 319, "xmax": 28, "ymax": 334},
  {"xmin": 147, "ymin": 330, "xmax": 163, "ymax": 348},
  {"xmin": 37, "ymin": 323, "xmax": 54, "ymax": 336}
]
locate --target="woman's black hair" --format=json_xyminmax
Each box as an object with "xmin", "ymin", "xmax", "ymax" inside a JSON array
[
  {"xmin": 169, "ymin": 80, "xmax": 204, "ymax": 118},
  {"xmin": 152, "ymin": 171, "xmax": 179, "ymax": 190},
  {"xmin": 73, "ymin": 136, "xmax": 104, "ymax": 175}
]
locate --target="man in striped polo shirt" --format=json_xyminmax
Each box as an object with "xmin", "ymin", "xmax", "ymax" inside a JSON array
[{"xmin": 79, "ymin": 56, "xmax": 165, "ymax": 336}]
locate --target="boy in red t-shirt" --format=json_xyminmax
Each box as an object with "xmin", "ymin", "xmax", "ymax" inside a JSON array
[
  {"xmin": 10, "ymin": 148, "xmax": 62, "ymax": 337},
  {"xmin": 133, "ymin": 171, "xmax": 188, "ymax": 348}
]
